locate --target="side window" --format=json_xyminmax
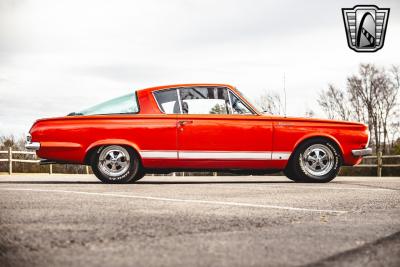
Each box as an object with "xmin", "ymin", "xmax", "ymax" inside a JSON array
[
  {"xmin": 179, "ymin": 87, "xmax": 230, "ymax": 114},
  {"xmin": 229, "ymin": 91, "xmax": 253, "ymax": 115},
  {"xmin": 153, "ymin": 89, "xmax": 181, "ymax": 114}
]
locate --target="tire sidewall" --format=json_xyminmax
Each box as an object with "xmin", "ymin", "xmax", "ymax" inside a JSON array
[
  {"xmin": 294, "ymin": 139, "xmax": 342, "ymax": 182},
  {"xmin": 91, "ymin": 145, "xmax": 140, "ymax": 183}
]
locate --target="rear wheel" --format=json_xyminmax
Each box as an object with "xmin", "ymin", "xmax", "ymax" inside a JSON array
[
  {"xmin": 91, "ymin": 145, "xmax": 143, "ymax": 183},
  {"xmin": 284, "ymin": 138, "xmax": 342, "ymax": 183}
]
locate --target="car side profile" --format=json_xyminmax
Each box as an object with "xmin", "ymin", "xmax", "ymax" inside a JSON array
[{"xmin": 25, "ymin": 84, "xmax": 372, "ymax": 183}]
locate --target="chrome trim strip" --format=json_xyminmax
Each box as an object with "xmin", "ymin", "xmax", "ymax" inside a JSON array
[
  {"xmin": 139, "ymin": 150, "xmax": 292, "ymax": 160},
  {"xmin": 180, "ymin": 151, "xmax": 271, "ymax": 160},
  {"xmin": 25, "ymin": 142, "xmax": 40, "ymax": 151},
  {"xmin": 140, "ymin": 151, "xmax": 178, "ymax": 159},
  {"xmin": 271, "ymin": 152, "xmax": 291, "ymax": 160},
  {"xmin": 227, "ymin": 89, "xmax": 234, "ymax": 114},
  {"xmin": 352, "ymin": 148, "xmax": 372, "ymax": 157},
  {"xmin": 176, "ymin": 88, "xmax": 183, "ymax": 114}
]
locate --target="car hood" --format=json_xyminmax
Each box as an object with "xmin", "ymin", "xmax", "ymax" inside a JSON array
[{"xmin": 262, "ymin": 115, "xmax": 367, "ymax": 128}]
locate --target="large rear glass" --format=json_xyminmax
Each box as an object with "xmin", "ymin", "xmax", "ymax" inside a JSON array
[{"xmin": 79, "ymin": 93, "xmax": 139, "ymax": 115}]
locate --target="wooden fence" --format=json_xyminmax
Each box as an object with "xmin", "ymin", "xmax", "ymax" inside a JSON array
[
  {"xmin": 0, "ymin": 147, "xmax": 399, "ymax": 176},
  {"xmin": 352, "ymin": 151, "xmax": 400, "ymax": 177},
  {"xmin": 0, "ymin": 147, "xmax": 90, "ymax": 175}
]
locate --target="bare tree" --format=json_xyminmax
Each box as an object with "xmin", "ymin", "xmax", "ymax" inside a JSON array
[
  {"xmin": 255, "ymin": 90, "xmax": 282, "ymax": 115},
  {"xmin": 318, "ymin": 84, "xmax": 351, "ymax": 120},
  {"xmin": 348, "ymin": 64, "xmax": 399, "ymax": 154},
  {"xmin": 319, "ymin": 63, "xmax": 400, "ymax": 155}
]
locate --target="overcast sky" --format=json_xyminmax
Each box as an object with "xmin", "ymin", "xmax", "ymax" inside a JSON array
[{"xmin": 0, "ymin": 0, "xmax": 399, "ymax": 136}]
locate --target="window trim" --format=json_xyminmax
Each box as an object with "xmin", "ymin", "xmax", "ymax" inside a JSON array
[
  {"xmin": 227, "ymin": 89, "xmax": 256, "ymax": 115},
  {"xmin": 152, "ymin": 86, "xmax": 257, "ymax": 115},
  {"xmin": 152, "ymin": 88, "xmax": 182, "ymax": 114}
]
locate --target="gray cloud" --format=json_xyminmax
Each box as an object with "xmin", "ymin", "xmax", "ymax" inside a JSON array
[{"xmin": 0, "ymin": 0, "xmax": 399, "ymax": 135}]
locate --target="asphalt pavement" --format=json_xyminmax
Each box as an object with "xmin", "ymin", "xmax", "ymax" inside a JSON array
[{"xmin": 0, "ymin": 174, "xmax": 399, "ymax": 267}]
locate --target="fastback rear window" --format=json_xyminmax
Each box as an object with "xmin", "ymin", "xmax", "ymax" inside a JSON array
[{"xmin": 79, "ymin": 92, "xmax": 139, "ymax": 115}]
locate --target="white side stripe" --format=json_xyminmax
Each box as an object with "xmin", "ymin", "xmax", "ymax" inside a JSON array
[
  {"xmin": 140, "ymin": 150, "xmax": 291, "ymax": 160},
  {"xmin": 271, "ymin": 152, "xmax": 291, "ymax": 160},
  {"xmin": 140, "ymin": 151, "xmax": 178, "ymax": 159},
  {"xmin": 180, "ymin": 151, "xmax": 271, "ymax": 160}
]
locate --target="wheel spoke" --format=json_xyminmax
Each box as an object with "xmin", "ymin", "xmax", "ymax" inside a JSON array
[
  {"xmin": 97, "ymin": 146, "xmax": 132, "ymax": 178},
  {"xmin": 307, "ymin": 155, "xmax": 317, "ymax": 162},
  {"xmin": 300, "ymin": 144, "xmax": 335, "ymax": 178},
  {"xmin": 311, "ymin": 161, "xmax": 318, "ymax": 169}
]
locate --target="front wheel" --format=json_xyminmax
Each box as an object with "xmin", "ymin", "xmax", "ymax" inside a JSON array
[
  {"xmin": 91, "ymin": 145, "xmax": 142, "ymax": 183},
  {"xmin": 284, "ymin": 139, "xmax": 342, "ymax": 183}
]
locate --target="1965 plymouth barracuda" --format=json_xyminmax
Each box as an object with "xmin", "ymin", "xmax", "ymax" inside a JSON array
[{"xmin": 26, "ymin": 83, "xmax": 371, "ymax": 183}]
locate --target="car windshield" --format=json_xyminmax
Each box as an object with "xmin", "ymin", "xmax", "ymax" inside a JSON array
[
  {"xmin": 76, "ymin": 92, "xmax": 139, "ymax": 116},
  {"xmin": 235, "ymin": 89, "xmax": 260, "ymax": 114}
]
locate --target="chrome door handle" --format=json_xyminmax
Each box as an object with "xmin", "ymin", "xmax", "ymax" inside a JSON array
[{"xmin": 178, "ymin": 120, "xmax": 193, "ymax": 126}]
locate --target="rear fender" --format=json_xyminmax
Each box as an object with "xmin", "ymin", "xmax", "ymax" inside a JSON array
[{"xmin": 85, "ymin": 139, "xmax": 142, "ymax": 163}]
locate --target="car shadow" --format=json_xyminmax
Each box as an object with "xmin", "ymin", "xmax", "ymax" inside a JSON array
[
  {"xmin": 0, "ymin": 180, "xmax": 293, "ymax": 185},
  {"xmin": 0, "ymin": 181, "xmax": 100, "ymax": 184},
  {"xmin": 137, "ymin": 180, "xmax": 293, "ymax": 185}
]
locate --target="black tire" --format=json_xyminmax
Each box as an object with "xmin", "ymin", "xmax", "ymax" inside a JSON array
[
  {"xmin": 129, "ymin": 169, "xmax": 146, "ymax": 183},
  {"xmin": 91, "ymin": 145, "xmax": 141, "ymax": 184},
  {"xmin": 284, "ymin": 138, "xmax": 342, "ymax": 183},
  {"xmin": 283, "ymin": 168, "xmax": 297, "ymax": 182}
]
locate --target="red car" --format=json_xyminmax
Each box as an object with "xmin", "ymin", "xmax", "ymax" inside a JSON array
[{"xmin": 26, "ymin": 84, "xmax": 371, "ymax": 183}]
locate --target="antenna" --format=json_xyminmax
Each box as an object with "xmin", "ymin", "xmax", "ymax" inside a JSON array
[{"xmin": 283, "ymin": 72, "xmax": 287, "ymax": 117}]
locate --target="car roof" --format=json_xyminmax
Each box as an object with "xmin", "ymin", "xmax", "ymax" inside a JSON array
[{"xmin": 137, "ymin": 83, "xmax": 236, "ymax": 94}]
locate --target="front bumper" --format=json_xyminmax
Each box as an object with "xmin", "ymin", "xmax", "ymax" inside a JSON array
[
  {"xmin": 352, "ymin": 148, "xmax": 372, "ymax": 157},
  {"xmin": 25, "ymin": 141, "xmax": 40, "ymax": 151}
]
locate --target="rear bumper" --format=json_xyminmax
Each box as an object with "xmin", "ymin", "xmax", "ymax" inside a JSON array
[
  {"xmin": 352, "ymin": 148, "xmax": 372, "ymax": 157},
  {"xmin": 25, "ymin": 141, "xmax": 41, "ymax": 151}
]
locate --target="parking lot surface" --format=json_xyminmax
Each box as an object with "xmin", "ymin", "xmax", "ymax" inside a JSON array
[{"xmin": 0, "ymin": 174, "xmax": 399, "ymax": 267}]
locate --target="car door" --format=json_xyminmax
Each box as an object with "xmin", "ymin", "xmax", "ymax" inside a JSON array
[
  {"xmin": 139, "ymin": 88, "xmax": 179, "ymax": 168},
  {"xmin": 176, "ymin": 86, "xmax": 273, "ymax": 170}
]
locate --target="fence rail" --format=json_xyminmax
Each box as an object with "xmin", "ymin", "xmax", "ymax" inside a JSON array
[
  {"xmin": 0, "ymin": 147, "xmax": 89, "ymax": 175},
  {"xmin": 352, "ymin": 151, "xmax": 400, "ymax": 176},
  {"xmin": 0, "ymin": 148, "xmax": 399, "ymax": 176}
]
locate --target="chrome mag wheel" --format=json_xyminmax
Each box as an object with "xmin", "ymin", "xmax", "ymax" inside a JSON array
[
  {"xmin": 300, "ymin": 144, "xmax": 334, "ymax": 178},
  {"xmin": 98, "ymin": 145, "xmax": 131, "ymax": 178}
]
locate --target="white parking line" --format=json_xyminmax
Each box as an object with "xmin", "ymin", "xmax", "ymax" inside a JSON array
[
  {"xmin": 208, "ymin": 184, "xmax": 398, "ymax": 192},
  {"xmin": 0, "ymin": 188, "xmax": 347, "ymax": 214}
]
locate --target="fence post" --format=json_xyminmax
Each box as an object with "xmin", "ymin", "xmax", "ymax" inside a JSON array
[
  {"xmin": 8, "ymin": 147, "xmax": 12, "ymax": 175},
  {"xmin": 85, "ymin": 165, "xmax": 89, "ymax": 174},
  {"xmin": 49, "ymin": 164, "xmax": 53, "ymax": 175},
  {"xmin": 377, "ymin": 151, "xmax": 382, "ymax": 177}
]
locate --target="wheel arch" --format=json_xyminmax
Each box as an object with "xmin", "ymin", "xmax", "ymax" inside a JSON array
[
  {"xmin": 289, "ymin": 134, "xmax": 344, "ymax": 162},
  {"xmin": 84, "ymin": 139, "xmax": 142, "ymax": 165}
]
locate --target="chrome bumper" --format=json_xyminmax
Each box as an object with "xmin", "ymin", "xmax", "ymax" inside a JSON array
[
  {"xmin": 25, "ymin": 141, "xmax": 41, "ymax": 151},
  {"xmin": 352, "ymin": 148, "xmax": 372, "ymax": 157}
]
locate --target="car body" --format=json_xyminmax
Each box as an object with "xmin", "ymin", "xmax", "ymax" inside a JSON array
[{"xmin": 26, "ymin": 83, "xmax": 371, "ymax": 183}]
